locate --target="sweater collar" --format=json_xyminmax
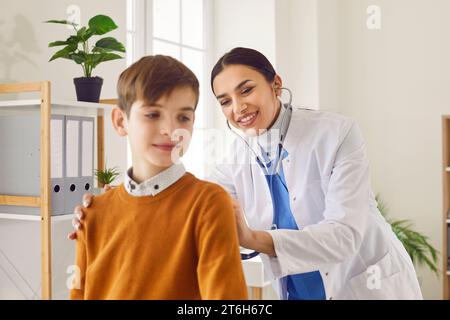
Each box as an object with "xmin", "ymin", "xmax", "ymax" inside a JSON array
[{"xmin": 124, "ymin": 162, "xmax": 186, "ymax": 197}]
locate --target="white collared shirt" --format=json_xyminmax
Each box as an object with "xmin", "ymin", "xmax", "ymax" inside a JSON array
[{"xmin": 124, "ymin": 163, "xmax": 186, "ymax": 196}]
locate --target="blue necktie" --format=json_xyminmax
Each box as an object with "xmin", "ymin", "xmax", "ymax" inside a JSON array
[{"xmin": 258, "ymin": 147, "xmax": 326, "ymax": 300}]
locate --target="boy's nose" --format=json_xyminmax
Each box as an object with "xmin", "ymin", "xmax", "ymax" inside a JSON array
[{"xmin": 159, "ymin": 120, "xmax": 176, "ymax": 136}]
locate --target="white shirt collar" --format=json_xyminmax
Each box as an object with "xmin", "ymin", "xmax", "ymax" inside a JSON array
[{"xmin": 124, "ymin": 162, "xmax": 186, "ymax": 196}]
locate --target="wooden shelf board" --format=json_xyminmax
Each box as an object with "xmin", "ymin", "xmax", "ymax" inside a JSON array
[
  {"xmin": 0, "ymin": 99, "xmax": 41, "ymax": 107},
  {"xmin": 0, "ymin": 213, "xmax": 73, "ymax": 222},
  {"xmin": 0, "ymin": 213, "xmax": 40, "ymax": 221},
  {"xmin": 0, "ymin": 99, "xmax": 114, "ymax": 110}
]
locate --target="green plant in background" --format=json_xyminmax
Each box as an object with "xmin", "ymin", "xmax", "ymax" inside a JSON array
[
  {"xmin": 95, "ymin": 165, "xmax": 120, "ymax": 186},
  {"xmin": 376, "ymin": 194, "xmax": 439, "ymax": 276},
  {"xmin": 45, "ymin": 14, "xmax": 125, "ymax": 77}
]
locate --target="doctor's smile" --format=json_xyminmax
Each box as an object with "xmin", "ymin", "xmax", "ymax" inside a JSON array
[{"xmin": 237, "ymin": 110, "xmax": 259, "ymax": 127}]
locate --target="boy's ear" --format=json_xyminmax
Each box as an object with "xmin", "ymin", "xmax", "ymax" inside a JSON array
[{"xmin": 111, "ymin": 107, "xmax": 128, "ymax": 136}]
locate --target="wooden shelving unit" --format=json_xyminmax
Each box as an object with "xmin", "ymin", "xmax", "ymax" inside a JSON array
[
  {"xmin": 0, "ymin": 81, "xmax": 115, "ymax": 300},
  {"xmin": 441, "ymin": 116, "xmax": 450, "ymax": 300}
]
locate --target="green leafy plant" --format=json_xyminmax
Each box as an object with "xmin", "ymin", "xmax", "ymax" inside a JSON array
[
  {"xmin": 376, "ymin": 194, "xmax": 439, "ymax": 276},
  {"xmin": 95, "ymin": 166, "xmax": 120, "ymax": 186},
  {"xmin": 45, "ymin": 14, "xmax": 125, "ymax": 77}
]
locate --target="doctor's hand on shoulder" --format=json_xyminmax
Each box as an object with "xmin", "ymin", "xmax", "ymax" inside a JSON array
[
  {"xmin": 67, "ymin": 185, "xmax": 113, "ymax": 240},
  {"xmin": 230, "ymin": 198, "xmax": 252, "ymax": 247},
  {"xmin": 231, "ymin": 198, "xmax": 276, "ymax": 257}
]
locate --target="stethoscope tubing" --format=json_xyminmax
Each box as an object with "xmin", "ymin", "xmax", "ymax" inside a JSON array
[{"xmin": 223, "ymin": 87, "xmax": 294, "ymax": 260}]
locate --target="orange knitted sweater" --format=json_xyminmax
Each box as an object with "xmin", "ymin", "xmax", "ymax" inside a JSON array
[{"xmin": 70, "ymin": 173, "xmax": 248, "ymax": 300}]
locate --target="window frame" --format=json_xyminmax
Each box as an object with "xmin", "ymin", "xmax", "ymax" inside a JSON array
[{"xmin": 126, "ymin": 0, "xmax": 214, "ymax": 177}]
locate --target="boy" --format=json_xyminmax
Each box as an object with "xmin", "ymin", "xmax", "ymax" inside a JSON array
[{"xmin": 70, "ymin": 55, "xmax": 248, "ymax": 300}]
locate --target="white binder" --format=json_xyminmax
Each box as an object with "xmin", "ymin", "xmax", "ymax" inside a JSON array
[
  {"xmin": 50, "ymin": 115, "xmax": 65, "ymax": 214},
  {"xmin": 81, "ymin": 118, "xmax": 94, "ymax": 195},
  {"xmin": 64, "ymin": 116, "xmax": 94, "ymax": 214}
]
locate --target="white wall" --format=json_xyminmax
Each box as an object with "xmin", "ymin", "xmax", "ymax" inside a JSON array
[
  {"xmin": 212, "ymin": 0, "xmax": 277, "ymax": 132},
  {"xmin": 0, "ymin": 0, "xmax": 126, "ymax": 100},
  {"xmin": 0, "ymin": 0, "xmax": 127, "ymax": 299},
  {"xmin": 275, "ymin": 0, "xmax": 338, "ymax": 111},
  {"xmin": 275, "ymin": 0, "xmax": 320, "ymax": 109},
  {"xmin": 316, "ymin": 0, "xmax": 339, "ymax": 111},
  {"xmin": 212, "ymin": 0, "xmax": 321, "ymax": 112}
]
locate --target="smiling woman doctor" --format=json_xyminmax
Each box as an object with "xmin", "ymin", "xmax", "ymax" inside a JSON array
[
  {"xmin": 206, "ymin": 47, "xmax": 422, "ymax": 300},
  {"xmin": 70, "ymin": 47, "xmax": 423, "ymax": 300}
]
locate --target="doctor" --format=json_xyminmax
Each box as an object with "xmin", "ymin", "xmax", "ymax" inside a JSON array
[{"xmin": 69, "ymin": 47, "xmax": 423, "ymax": 300}]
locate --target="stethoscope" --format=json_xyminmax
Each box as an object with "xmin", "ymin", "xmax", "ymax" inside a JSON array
[{"xmin": 225, "ymin": 87, "xmax": 294, "ymax": 260}]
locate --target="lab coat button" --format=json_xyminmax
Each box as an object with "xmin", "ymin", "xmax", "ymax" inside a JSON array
[
  {"xmin": 329, "ymin": 297, "xmax": 333, "ymax": 300},
  {"xmin": 325, "ymin": 272, "xmax": 329, "ymax": 276},
  {"xmin": 293, "ymin": 196, "xmax": 297, "ymax": 201},
  {"xmin": 154, "ymin": 184, "xmax": 159, "ymax": 190}
]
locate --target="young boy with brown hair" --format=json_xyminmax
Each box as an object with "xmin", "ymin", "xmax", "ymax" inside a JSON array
[{"xmin": 70, "ymin": 55, "xmax": 248, "ymax": 300}]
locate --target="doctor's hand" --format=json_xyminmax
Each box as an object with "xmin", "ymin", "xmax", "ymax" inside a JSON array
[
  {"xmin": 67, "ymin": 184, "xmax": 113, "ymax": 240},
  {"xmin": 231, "ymin": 198, "xmax": 277, "ymax": 257},
  {"xmin": 230, "ymin": 198, "xmax": 254, "ymax": 248}
]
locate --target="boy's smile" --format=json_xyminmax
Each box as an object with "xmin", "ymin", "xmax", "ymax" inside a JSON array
[{"xmin": 152, "ymin": 143, "xmax": 177, "ymax": 152}]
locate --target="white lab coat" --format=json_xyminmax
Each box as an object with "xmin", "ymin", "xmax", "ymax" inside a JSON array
[{"xmin": 207, "ymin": 108, "xmax": 423, "ymax": 300}]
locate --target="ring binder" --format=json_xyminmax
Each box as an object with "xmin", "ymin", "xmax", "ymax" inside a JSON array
[
  {"xmin": 0, "ymin": 110, "xmax": 95, "ymax": 216},
  {"xmin": 64, "ymin": 116, "xmax": 94, "ymax": 215}
]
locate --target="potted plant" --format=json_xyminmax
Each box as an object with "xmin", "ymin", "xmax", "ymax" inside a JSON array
[
  {"xmin": 45, "ymin": 14, "xmax": 125, "ymax": 102},
  {"xmin": 94, "ymin": 165, "xmax": 120, "ymax": 194},
  {"xmin": 376, "ymin": 194, "xmax": 439, "ymax": 276}
]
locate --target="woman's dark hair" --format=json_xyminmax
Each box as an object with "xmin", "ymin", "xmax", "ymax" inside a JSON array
[{"xmin": 210, "ymin": 47, "xmax": 276, "ymax": 93}]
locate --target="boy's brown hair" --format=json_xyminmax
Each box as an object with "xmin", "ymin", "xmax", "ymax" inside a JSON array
[{"xmin": 117, "ymin": 55, "xmax": 200, "ymax": 116}]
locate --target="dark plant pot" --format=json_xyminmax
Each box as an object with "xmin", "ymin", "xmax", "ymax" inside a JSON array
[{"xmin": 73, "ymin": 76, "xmax": 103, "ymax": 103}]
